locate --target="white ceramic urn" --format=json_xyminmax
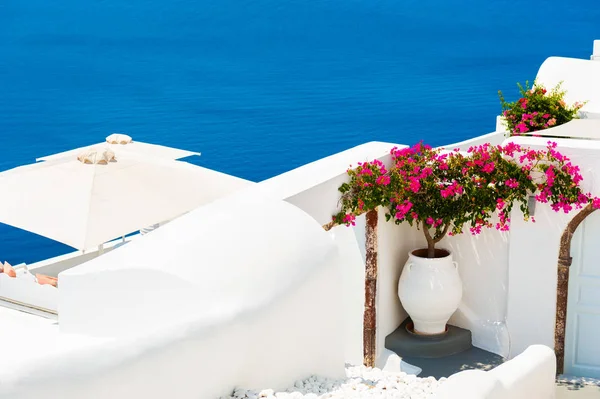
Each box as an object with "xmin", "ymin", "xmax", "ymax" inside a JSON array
[{"xmin": 397, "ymin": 248, "xmax": 462, "ymax": 335}]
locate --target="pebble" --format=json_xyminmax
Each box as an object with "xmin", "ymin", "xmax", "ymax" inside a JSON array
[
  {"xmin": 556, "ymin": 374, "xmax": 600, "ymax": 387},
  {"xmin": 220, "ymin": 364, "xmax": 446, "ymax": 398}
]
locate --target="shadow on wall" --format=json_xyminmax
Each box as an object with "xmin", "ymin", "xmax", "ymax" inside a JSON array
[
  {"xmin": 443, "ymin": 222, "xmax": 511, "ymax": 358},
  {"xmin": 2, "ymin": 199, "xmax": 347, "ymax": 399},
  {"xmin": 432, "ymin": 345, "xmax": 556, "ymax": 399}
]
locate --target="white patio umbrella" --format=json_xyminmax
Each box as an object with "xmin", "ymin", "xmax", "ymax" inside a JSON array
[
  {"xmin": 36, "ymin": 134, "xmax": 200, "ymax": 162},
  {"xmin": 0, "ymin": 148, "xmax": 214, "ymax": 251}
]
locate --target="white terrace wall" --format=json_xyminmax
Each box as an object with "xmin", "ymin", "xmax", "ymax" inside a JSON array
[
  {"xmin": 229, "ymin": 141, "xmax": 514, "ymax": 359},
  {"xmin": 224, "ymin": 141, "xmax": 411, "ymax": 364},
  {"xmin": 433, "ymin": 345, "xmax": 556, "ymax": 399},
  {"xmin": 3, "ymin": 199, "xmax": 345, "ymax": 399},
  {"xmin": 505, "ymin": 135, "xmax": 600, "ymax": 356},
  {"xmin": 250, "ymin": 133, "xmax": 600, "ymax": 360},
  {"xmin": 536, "ymin": 56, "xmax": 600, "ymax": 116},
  {"xmin": 7, "ymin": 134, "xmax": 595, "ymax": 398}
]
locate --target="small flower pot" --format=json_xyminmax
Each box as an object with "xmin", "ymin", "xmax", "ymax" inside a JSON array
[{"xmin": 397, "ymin": 248, "xmax": 462, "ymax": 335}]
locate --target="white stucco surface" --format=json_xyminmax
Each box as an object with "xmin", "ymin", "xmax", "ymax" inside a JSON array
[
  {"xmin": 3, "ymin": 133, "xmax": 591, "ymax": 398},
  {"xmin": 536, "ymin": 56, "xmax": 600, "ymax": 115},
  {"xmin": 5, "ymin": 52, "xmax": 600, "ymax": 398},
  {"xmin": 330, "ymin": 222, "xmax": 366, "ymax": 365},
  {"xmin": 504, "ymin": 136, "xmax": 600, "ymax": 357},
  {"xmin": 433, "ymin": 345, "xmax": 556, "ymax": 399},
  {"xmin": 228, "ymin": 141, "xmax": 517, "ymax": 359},
  {"xmin": 59, "ymin": 198, "xmax": 335, "ymax": 335},
  {"xmin": 441, "ymin": 223, "xmax": 511, "ymax": 357},
  {"xmin": 0, "ymin": 307, "xmax": 110, "ymax": 378},
  {"xmin": 1, "ymin": 198, "xmax": 346, "ymax": 399},
  {"xmin": 376, "ymin": 211, "xmax": 424, "ymax": 356},
  {"xmin": 445, "ymin": 129, "xmax": 507, "ymax": 151}
]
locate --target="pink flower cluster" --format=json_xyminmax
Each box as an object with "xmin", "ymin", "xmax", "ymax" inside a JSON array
[
  {"xmin": 342, "ymin": 213, "xmax": 356, "ymax": 226},
  {"xmin": 335, "ymin": 140, "xmax": 600, "ymax": 243},
  {"xmin": 440, "ymin": 181, "xmax": 463, "ymax": 198},
  {"xmin": 395, "ymin": 200, "xmax": 413, "ymax": 220},
  {"xmin": 512, "ymin": 112, "xmax": 557, "ymax": 134},
  {"xmin": 426, "ymin": 217, "xmax": 443, "ymax": 227},
  {"xmin": 499, "ymin": 83, "xmax": 583, "ymax": 136}
]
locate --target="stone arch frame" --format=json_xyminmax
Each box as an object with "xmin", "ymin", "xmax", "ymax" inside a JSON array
[{"xmin": 555, "ymin": 203, "xmax": 597, "ymax": 374}]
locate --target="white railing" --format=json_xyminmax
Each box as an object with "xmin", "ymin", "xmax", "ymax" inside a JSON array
[{"xmin": 591, "ymin": 39, "xmax": 600, "ymax": 61}]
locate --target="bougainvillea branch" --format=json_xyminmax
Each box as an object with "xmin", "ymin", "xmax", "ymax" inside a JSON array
[
  {"xmin": 498, "ymin": 81, "xmax": 584, "ymax": 136},
  {"xmin": 333, "ymin": 142, "xmax": 600, "ymax": 258}
]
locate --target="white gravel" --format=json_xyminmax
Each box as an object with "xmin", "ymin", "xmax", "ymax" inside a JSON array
[
  {"xmin": 220, "ymin": 364, "xmax": 445, "ymax": 399},
  {"xmin": 556, "ymin": 374, "xmax": 600, "ymax": 387}
]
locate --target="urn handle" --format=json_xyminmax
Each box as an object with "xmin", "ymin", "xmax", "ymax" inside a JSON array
[
  {"xmin": 452, "ymin": 261, "xmax": 459, "ymax": 270},
  {"xmin": 406, "ymin": 263, "xmax": 414, "ymax": 272}
]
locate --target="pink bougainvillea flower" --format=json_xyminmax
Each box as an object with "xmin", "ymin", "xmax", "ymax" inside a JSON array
[
  {"xmin": 376, "ymin": 175, "xmax": 390, "ymax": 186},
  {"xmin": 343, "ymin": 213, "xmax": 356, "ymax": 226},
  {"xmin": 516, "ymin": 122, "xmax": 529, "ymax": 133},
  {"xmin": 496, "ymin": 198, "xmax": 505, "ymax": 210},
  {"xmin": 408, "ymin": 177, "xmax": 421, "ymax": 193},
  {"xmin": 506, "ymin": 178, "xmax": 519, "ymax": 188},
  {"xmin": 482, "ymin": 162, "xmax": 495, "ymax": 173},
  {"xmin": 335, "ymin": 138, "xmax": 596, "ymax": 256}
]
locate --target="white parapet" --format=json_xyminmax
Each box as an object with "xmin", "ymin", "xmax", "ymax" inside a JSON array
[
  {"xmin": 592, "ymin": 40, "xmax": 600, "ymax": 61},
  {"xmin": 432, "ymin": 345, "xmax": 556, "ymax": 399},
  {"xmin": 536, "ymin": 56, "xmax": 600, "ymax": 115},
  {"xmin": 0, "ymin": 272, "xmax": 58, "ymax": 314},
  {"xmin": 0, "ymin": 197, "xmax": 346, "ymax": 399}
]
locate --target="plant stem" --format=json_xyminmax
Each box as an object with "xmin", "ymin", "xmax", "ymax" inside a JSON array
[
  {"xmin": 422, "ymin": 223, "xmax": 450, "ymax": 258},
  {"xmin": 422, "ymin": 226, "xmax": 436, "ymax": 258}
]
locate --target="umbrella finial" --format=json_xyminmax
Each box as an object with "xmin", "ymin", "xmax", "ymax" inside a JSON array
[
  {"xmin": 106, "ymin": 133, "xmax": 133, "ymax": 145},
  {"xmin": 77, "ymin": 148, "xmax": 116, "ymax": 165}
]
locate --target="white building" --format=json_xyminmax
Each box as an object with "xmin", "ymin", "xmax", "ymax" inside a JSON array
[{"xmin": 1, "ymin": 41, "xmax": 600, "ymax": 399}]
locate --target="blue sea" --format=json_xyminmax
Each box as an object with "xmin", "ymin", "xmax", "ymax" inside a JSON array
[{"xmin": 1, "ymin": 0, "xmax": 599, "ymax": 264}]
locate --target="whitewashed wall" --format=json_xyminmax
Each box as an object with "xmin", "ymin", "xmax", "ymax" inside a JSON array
[
  {"xmin": 7, "ymin": 134, "xmax": 600, "ymax": 398},
  {"xmin": 536, "ymin": 56, "xmax": 600, "ymax": 115},
  {"xmin": 1, "ymin": 199, "xmax": 346, "ymax": 399},
  {"xmin": 504, "ymin": 136, "xmax": 600, "ymax": 356},
  {"xmin": 261, "ymin": 134, "xmax": 600, "ymax": 360},
  {"xmin": 433, "ymin": 345, "xmax": 556, "ymax": 399},
  {"xmin": 249, "ymin": 142, "xmax": 514, "ymax": 359},
  {"xmin": 441, "ymin": 223, "xmax": 511, "ymax": 356}
]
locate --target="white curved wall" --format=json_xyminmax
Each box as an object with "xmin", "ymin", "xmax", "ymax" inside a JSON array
[
  {"xmin": 59, "ymin": 199, "xmax": 336, "ymax": 337},
  {"xmin": 231, "ymin": 142, "xmax": 514, "ymax": 358},
  {"xmin": 3, "ymin": 198, "xmax": 346, "ymax": 398},
  {"xmin": 2, "ymin": 256, "xmax": 345, "ymax": 399},
  {"xmin": 536, "ymin": 56, "xmax": 600, "ymax": 115},
  {"xmin": 7, "ymin": 130, "xmax": 600, "ymax": 398},
  {"xmin": 433, "ymin": 345, "xmax": 556, "ymax": 399}
]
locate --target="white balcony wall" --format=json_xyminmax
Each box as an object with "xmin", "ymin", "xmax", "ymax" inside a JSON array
[
  {"xmin": 0, "ymin": 199, "xmax": 346, "ymax": 399},
  {"xmin": 536, "ymin": 56, "xmax": 600, "ymax": 116},
  {"xmin": 504, "ymin": 136, "xmax": 600, "ymax": 357},
  {"xmin": 244, "ymin": 142, "xmax": 514, "ymax": 358},
  {"xmin": 433, "ymin": 345, "xmax": 556, "ymax": 399}
]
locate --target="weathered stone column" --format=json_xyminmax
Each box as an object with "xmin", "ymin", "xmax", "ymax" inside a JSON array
[
  {"xmin": 555, "ymin": 203, "xmax": 596, "ymax": 374},
  {"xmin": 363, "ymin": 209, "xmax": 378, "ymax": 367}
]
